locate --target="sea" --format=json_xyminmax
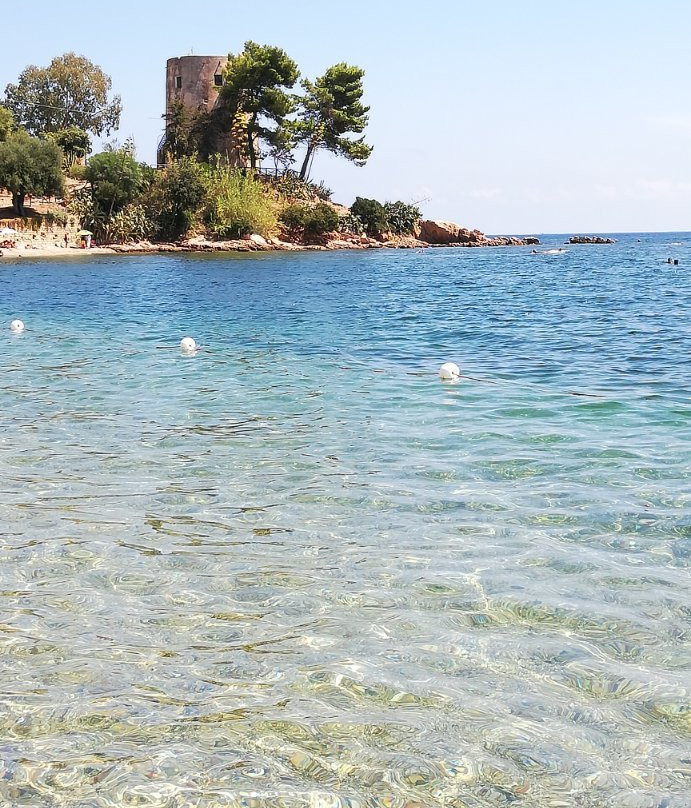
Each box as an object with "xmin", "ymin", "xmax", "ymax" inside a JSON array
[{"xmin": 0, "ymin": 233, "xmax": 689, "ymax": 808}]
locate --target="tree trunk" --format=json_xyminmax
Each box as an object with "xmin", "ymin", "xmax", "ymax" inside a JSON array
[
  {"xmin": 247, "ymin": 113, "xmax": 258, "ymax": 169},
  {"xmin": 12, "ymin": 192, "xmax": 26, "ymax": 217},
  {"xmin": 299, "ymin": 145, "xmax": 313, "ymax": 181}
]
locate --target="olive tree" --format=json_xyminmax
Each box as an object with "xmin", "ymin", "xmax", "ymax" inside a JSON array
[{"xmin": 0, "ymin": 131, "xmax": 64, "ymax": 215}]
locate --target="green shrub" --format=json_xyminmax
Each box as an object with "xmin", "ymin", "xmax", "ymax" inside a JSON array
[
  {"xmin": 271, "ymin": 173, "xmax": 333, "ymax": 203},
  {"xmin": 279, "ymin": 202, "xmax": 339, "ymax": 238},
  {"xmin": 384, "ymin": 201, "xmax": 421, "ymax": 235},
  {"xmin": 306, "ymin": 202, "xmax": 339, "ymax": 234},
  {"xmin": 68, "ymin": 164, "xmax": 87, "ymax": 180},
  {"xmin": 279, "ymin": 203, "xmax": 309, "ymax": 232},
  {"xmin": 67, "ymin": 185, "xmax": 154, "ymax": 243},
  {"xmin": 109, "ymin": 203, "xmax": 153, "ymax": 243},
  {"xmin": 308, "ymin": 179, "xmax": 333, "ymax": 201},
  {"xmin": 338, "ymin": 213, "xmax": 365, "ymax": 235},
  {"xmin": 271, "ymin": 173, "xmax": 312, "ymax": 202},
  {"xmin": 204, "ymin": 167, "xmax": 276, "ymax": 238},
  {"xmin": 86, "ymin": 148, "xmax": 147, "ymax": 216},
  {"xmin": 350, "ymin": 196, "xmax": 387, "ymax": 236},
  {"xmin": 43, "ymin": 210, "xmax": 69, "ymax": 227},
  {"xmin": 148, "ymin": 157, "xmax": 208, "ymax": 240}
]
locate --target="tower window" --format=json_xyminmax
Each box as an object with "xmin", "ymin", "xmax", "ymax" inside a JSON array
[
  {"xmin": 175, "ymin": 76, "xmax": 182, "ymax": 89},
  {"xmin": 214, "ymin": 74, "xmax": 223, "ymax": 86}
]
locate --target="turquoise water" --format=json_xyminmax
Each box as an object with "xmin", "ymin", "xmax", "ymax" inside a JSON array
[{"xmin": 0, "ymin": 235, "xmax": 689, "ymax": 808}]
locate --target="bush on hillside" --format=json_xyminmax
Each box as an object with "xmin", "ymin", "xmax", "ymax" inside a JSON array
[
  {"xmin": 350, "ymin": 196, "xmax": 387, "ymax": 236},
  {"xmin": 85, "ymin": 148, "xmax": 147, "ymax": 216},
  {"xmin": 279, "ymin": 202, "xmax": 339, "ymax": 238},
  {"xmin": 310, "ymin": 180, "xmax": 333, "ymax": 201},
  {"xmin": 338, "ymin": 212, "xmax": 365, "ymax": 236},
  {"xmin": 204, "ymin": 167, "xmax": 276, "ymax": 238},
  {"xmin": 147, "ymin": 156, "xmax": 208, "ymax": 240},
  {"xmin": 307, "ymin": 202, "xmax": 339, "ymax": 234},
  {"xmin": 68, "ymin": 163, "xmax": 87, "ymax": 180},
  {"xmin": 269, "ymin": 173, "xmax": 333, "ymax": 203},
  {"xmin": 279, "ymin": 202, "xmax": 309, "ymax": 232},
  {"xmin": 43, "ymin": 210, "xmax": 69, "ymax": 227},
  {"xmin": 109, "ymin": 203, "xmax": 153, "ymax": 243},
  {"xmin": 384, "ymin": 200, "xmax": 421, "ymax": 235}
]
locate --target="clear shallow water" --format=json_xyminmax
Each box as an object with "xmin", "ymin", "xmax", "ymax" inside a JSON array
[{"xmin": 0, "ymin": 234, "xmax": 689, "ymax": 808}]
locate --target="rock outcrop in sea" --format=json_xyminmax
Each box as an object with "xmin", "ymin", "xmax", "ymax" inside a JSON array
[
  {"xmin": 568, "ymin": 235, "xmax": 616, "ymax": 244},
  {"xmin": 418, "ymin": 219, "xmax": 538, "ymax": 247}
]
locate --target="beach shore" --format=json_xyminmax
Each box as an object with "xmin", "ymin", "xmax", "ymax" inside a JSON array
[{"xmin": 0, "ymin": 242, "xmax": 117, "ymax": 259}]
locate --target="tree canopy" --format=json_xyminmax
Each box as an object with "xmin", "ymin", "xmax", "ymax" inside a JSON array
[
  {"xmin": 160, "ymin": 101, "xmax": 193, "ymax": 163},
  {"xmin": 0, "ymin": 131, "xmax": 64, "ymax": 215},
  {"xmin": 44, "ymin": 126, "xmax": 91, "ymax": 166},
  {"xmin": 0, "ymin": 105, "xmax": 14, "ymax": 142},
  {"xmin": 218, "ymin": 41, "xmax": 299, "ymax": 169},
  {"xmin": 4, "ymin": 53, "xmax": 121, "ymax": 137},
  {"xmin": 296, "ymin": 63, "xmax": 372, "ymax": 180},
  {"xmin": 157, "ymin": 43, "xmax": 372, "ymax": 182},
  {"xmin": 85, "ymin": 144, "xmax": 148, "ymax": 217},
  {"xmin": 147, "ymin": 156, "xmax": 208, "ymax": 240}
]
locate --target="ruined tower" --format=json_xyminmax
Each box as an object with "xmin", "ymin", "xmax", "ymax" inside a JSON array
[
  {"xmin": 157, "ymin": 55, "xmax": 229, "ymax": 165},
  {"xmin": 165, "ymin": 56, "xmax": 227, "ymax": 116}
]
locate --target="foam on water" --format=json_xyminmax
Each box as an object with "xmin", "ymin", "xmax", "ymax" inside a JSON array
[{"xmin": 0, "ymin": 235, "xmax": 689, "ymax": 807}]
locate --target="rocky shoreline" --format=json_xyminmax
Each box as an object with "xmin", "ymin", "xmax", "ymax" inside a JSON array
[
  {"xmin": 107, "ymin": 220, "xmax": 540, "ymax": 255},
  {"xmin": 0, "ymin": 218, "xmax": 540, "ymax": 260}
]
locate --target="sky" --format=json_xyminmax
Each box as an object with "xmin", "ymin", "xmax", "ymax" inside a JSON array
[{"xmin": 2, "ymin": 0, "xmax": 690, "ymax": 233}]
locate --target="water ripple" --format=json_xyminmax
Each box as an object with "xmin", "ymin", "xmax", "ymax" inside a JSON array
[{"xmin": 0, "ymin": 238, "xmax": 690, "ymax": 806}]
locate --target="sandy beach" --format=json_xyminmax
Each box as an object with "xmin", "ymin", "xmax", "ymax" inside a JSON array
[{"xmin": 0, "ymin": 241, "xmax": 117, "ymax": 259}]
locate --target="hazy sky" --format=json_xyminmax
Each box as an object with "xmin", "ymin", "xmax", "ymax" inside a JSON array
[{"xmin": 3, "ymin": 0, "xmax": 690, "ymax": 233}]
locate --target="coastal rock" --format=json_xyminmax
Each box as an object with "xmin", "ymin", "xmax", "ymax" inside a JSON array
[
  {"xmin": 326, "ymin": 238, "xmax": 357, "ymax": 250},
  {"xmin": 418, "ymin": 220, "xmax": 537, "ymax": 247},
  {"xmin": 246, "ymin": 233, "xmax": 270, "ymax": 248},
  {"xmin": 419, "ymin": 220, "xmax": 467, "ymax": 244},
  {"xmin": 568, "ymin": 235, "xmax": 616, "ymax": 244}
]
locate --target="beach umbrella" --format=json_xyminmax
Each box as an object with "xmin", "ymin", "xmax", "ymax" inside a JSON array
[
  {"xmin": 0, "ymin": 226, "xmax": 17, "ymax": 235},
  {"xmin": 77, "ymin": 229, "xmax": 93, "ymax": 236}
]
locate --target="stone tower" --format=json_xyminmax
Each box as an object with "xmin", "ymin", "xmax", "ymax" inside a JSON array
[
  {"xmin": 158, "ymin": 55, "xmax": 228, "ymax": 165},
  {"xmin": 165, "ymin": 55, "xmax": 227, "ymax": 117}
]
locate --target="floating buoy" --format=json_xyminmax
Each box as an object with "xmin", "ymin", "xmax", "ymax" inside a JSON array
[
  {"xmin": 10, "ymin": 319, "xmax": 25, "ymax": 333},
  {"xmin": 439, "ymin": 362, "xmax": 460, "ymax": 381},
  {"xmin": 180, "ymin": 336, "xmax": 197, "ymax": 353}
]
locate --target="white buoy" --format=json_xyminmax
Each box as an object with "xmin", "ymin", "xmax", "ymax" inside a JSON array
[
  {"xmin": 10, "ymin": 319, "xmax": 25, "ymax": 334},
  {"xmin": 439, "ymin": 362, "xmax": 460, "ymax": 381},
  {"xmin": 180, "ymin": 336, "xmax": 197, "ymax": 353}
]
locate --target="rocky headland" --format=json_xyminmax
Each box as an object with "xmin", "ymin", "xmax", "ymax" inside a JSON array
[{"xmin": 0, "ymin": 190, "xmax": 540, "ymax": 260}]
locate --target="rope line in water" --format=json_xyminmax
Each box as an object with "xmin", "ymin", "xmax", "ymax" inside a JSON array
[
  {"xmin": 13, "ymin": 326, "xmax": 682, "ymax": 403},
  {"xmin": 450, "ymin": 374, "xmax": 690, "ymax": 404},
  {"xmin": 405, "ymin": 369, "xmax": 605, "ymax": 398},
  {"xmin": 458, "ymin": 374, "xmax": 605, "ymax": 398}
]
